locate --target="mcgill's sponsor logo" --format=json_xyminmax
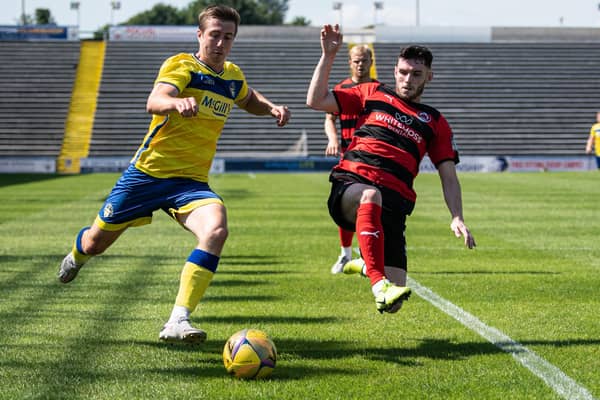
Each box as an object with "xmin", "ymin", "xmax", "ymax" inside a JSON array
[{"xmin": 201, "ymin": 96, "xmax": 232, "ymax": 117}]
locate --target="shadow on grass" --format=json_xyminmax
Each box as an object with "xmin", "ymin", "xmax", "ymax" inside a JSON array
[
  {"xmin": 202, "ymin": 294, "xmax": 281, "ymax": 302},
  {"xmin": 219, "ymin": 188, "xmax": 253, "ymax": 200},
  {"xmin": 4, "ymin": 333, "xmax": 600, "ymax": 387},
  {"xmin": 220, "ymin": 254, "xmax": 287, "ymax": 267},
  {"xmin": 146, "ymin": 360, "xmax": 350, "ymax": 380},
  {"xmin": 0, "ymin": 252, "xmax": 288, "ymax": 270},
  {"xmin": 32, "ymin": 335, "xmax": 600, "ymax": 382},
  {"xmin": 218, "ymin": 269, "xmax": 293, "ymax": 275},
  {"xmin": 273, "ymin": 337, "xmax": 502, "ymax": 365},
  {"xmin": 195, "ymin": 315, "xmax": 339, "ymax": 325},
  {"xmin": 0, "ymin": 173, "xmax": 64, "ymax": 188}
]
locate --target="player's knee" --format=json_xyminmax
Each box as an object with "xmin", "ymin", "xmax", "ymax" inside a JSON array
[
  {"xmin": 80, "ymin": 228, "xmax": 118, "ymax": 256},
  {"xmin": 206, "ymin": 224, "xmax": 228, "ymax": 245},
  {"xmin": 360, "ymin": 187, "xmax": 381, "ymax": 204}
]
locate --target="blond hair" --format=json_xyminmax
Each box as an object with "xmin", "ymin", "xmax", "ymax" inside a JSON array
[{"xmin": 349, "ymin": 44, "xmax": 373, "ymax": 61}]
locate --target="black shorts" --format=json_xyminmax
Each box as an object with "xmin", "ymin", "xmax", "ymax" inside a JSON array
[{"xmin": 327, "ymin": 171, "xmax": 410, "ymax": 269}]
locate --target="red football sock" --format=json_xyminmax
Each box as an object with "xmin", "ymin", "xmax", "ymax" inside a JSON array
[
  {"xmin": 355, "ymin": 202, "xmax": 385, "ymax": 286},
  {"xmin": 339, "ymin": 227, "xmax": 354, "ymax": 248}
]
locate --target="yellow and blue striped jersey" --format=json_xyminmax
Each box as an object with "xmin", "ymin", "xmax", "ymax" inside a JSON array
[
  {"xmin": 590, "ymin": 122, "xmax": 600, "ymax": 156},
  {"xmin": 132, "ymin": 53, "xmax": 249, "ymax": 182}
]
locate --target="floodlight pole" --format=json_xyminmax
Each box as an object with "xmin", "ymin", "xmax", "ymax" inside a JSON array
[
  {"xmin": 21, "ymin": 0, "xmax": 26, "ymax": 25},
  {"xmin": 332, "ymin": 2, "xmax": 343, "ymax": 28},
  {"xmin": 373, "ymin": 2, "xmax": 384, "ymax": 27},
  {"xmin": 110, "ymin": 1, "xmax": 121, "ymax": 26},
  {"xmin": 70, "ymin": 1, "xmax": 81, "ymax": 28},
  {"xmin": 416, "ymin": 0, "xmax": 420, "ymax": 27}
]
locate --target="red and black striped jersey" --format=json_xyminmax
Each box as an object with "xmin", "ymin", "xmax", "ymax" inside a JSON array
[
  {"xmin": 332, "ymin": 82, "xmax": 459, "ymax": 205},
  {"xmin": 330, "ymin": 78, "xmax": 378, "ymax": 152}
]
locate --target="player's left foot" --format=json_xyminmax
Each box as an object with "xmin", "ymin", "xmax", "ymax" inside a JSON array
[
  {"xmin": 159, "ymin": 318, "xmax": 207, "ymax": 344},
  {"xmin": 330, "ymin": 255, "xmax": 350, "ymax": 274},
  {"xmin": 375, "ymin": 281, "xmax": 411, "ymax": 314},
  {"xmin": 58, "ymin": 253, "xmax": 84, "ymax": 284}
]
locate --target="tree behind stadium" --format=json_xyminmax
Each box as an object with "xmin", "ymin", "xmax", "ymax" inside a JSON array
[{"xmin": 124, "ymin": 0, "xmax": 290, "ymax": 26}]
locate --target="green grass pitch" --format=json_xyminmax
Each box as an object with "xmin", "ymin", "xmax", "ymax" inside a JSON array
[{"xmin": 0, "ymin": 171, "xmax": 598, "ymax": 399}]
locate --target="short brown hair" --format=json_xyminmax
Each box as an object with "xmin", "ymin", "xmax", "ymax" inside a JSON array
[
  {"xmin": 198, "ymin": 5, "xmax": 241, "ymax": 36},
  {"xmin": 398, "ymin": 45, "xmax": 432, "ymax": 68}
]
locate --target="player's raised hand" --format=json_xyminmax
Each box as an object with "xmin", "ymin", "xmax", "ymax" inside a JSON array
[{"xmin": 320, "ymin": 24, "xmax": 343, "ymax": 56}]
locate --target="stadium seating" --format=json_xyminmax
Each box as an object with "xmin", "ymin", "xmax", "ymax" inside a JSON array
[
  {"xmin": 2, "ymin": 37, "xmax": 600, "ymax": 159},
  {"xmin": 0, "ymin": 40, "xmax": 80, "ymax": 156}
]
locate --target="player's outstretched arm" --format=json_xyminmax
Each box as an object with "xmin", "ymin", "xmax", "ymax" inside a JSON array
[
  {"xmin": 238, "ymin": 88, "xmax": 290, "ymax": 127},
  {"xmin": 306, "ymin": 24, "xmax": 343, "ymax": 113},
  {"xmin": 438, "ymin": 161, "xmax": 476, "ymax": 249}
]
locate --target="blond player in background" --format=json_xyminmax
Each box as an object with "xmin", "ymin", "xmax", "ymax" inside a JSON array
[{"xmin": 325, "ymin": 44, "xmax": 378, "ymax": 274}]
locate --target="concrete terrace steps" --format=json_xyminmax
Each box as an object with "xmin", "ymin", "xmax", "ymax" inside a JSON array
[
  {"xmin": 0, "ymin": 40, "xmax": 80, "ymax": 157},
  {"xmin": 2, "ymin": 39, "xmax": 598, "ymax": 158}
]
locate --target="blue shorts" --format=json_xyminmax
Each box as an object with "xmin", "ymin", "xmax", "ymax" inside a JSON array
[{"xmin": 95, "ymin": 164, "xmax": 222, "ymax": 231}]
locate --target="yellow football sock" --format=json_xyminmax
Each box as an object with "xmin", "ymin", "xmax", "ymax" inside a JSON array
[
  {"xmin": 72, "ymin": 226, "xmax": 92, "ymax": 265},
  {"xmin": 72, "ymin": 246, "xmax": 92, "ymax": 265},
  {"xmin": 175, "ymin": 261, "xmax": 215, "ymax": 311}
]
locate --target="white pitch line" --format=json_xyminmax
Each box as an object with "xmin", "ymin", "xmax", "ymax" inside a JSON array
[{"xmin": 407, "ymin": 277, "xmax": 596, "ymax": 400}]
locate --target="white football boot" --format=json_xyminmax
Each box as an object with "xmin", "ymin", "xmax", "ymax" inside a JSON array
[
  {"xmin": 159, "ymin": 317, "xmax": 207, "ymax": 344},
  {"xmin": 330, "ymin": 254, "xmax": 350, "ymax": 274},
  {"xmin": 58, "ymin": 253, "xmax": 84, "ymax": 283}
]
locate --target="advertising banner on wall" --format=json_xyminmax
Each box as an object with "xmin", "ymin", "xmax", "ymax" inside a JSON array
[
  {"xmin": 1, "ymin": 155, "xmax": 593, "ymax": 174},
  {"xmin": 505, "ymin": 156, "xmax": 594, "ymax": 172},
  {"xmin": 0, "ymin": 157, "xmax": 56, "ymax": 173},
  {"xmin": 419, "ymin": 156, "xmax": 594, "ymax": 172},
  {"xmin": 0, "ymin": 25, "xmax": 76, "ymax": 40},
  {"xmin": 109, "ymin": 25, "xmax": 196, "ymax": 41}
]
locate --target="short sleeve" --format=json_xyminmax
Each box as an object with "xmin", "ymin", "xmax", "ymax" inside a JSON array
[
  {"xmin": 234, "ymin": 71, "xmax": 249, "ymax": 105},
  {"xmin": 333, "ymin": 83, "xmax": 373, "ymax": 116},
  {"xmin": 154, "ymin": 55, "xmax": 193, "ymax": 93},
  {"xmin": 427, "ymin": 114, "xmax": 459, "ymax": 166}
]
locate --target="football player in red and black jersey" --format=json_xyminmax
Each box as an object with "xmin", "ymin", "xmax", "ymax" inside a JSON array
[{"xmin": 307, "ymin": 24, "xmax": 475, "ymax": 314}]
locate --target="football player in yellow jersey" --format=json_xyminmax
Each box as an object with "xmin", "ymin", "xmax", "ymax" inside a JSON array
[
  {"xmin": 58, "ymin": 5, "xmax": 290, "ymax": 344},
  {"xmin": 585, "ymin": 111, "xmax": 600, "ymax": 170}
]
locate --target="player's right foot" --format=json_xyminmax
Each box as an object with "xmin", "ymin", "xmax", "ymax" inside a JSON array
[
  {"xmin": 58, "ymin": 253, "xmax": 84, "ymax": 283},
  {"xmin": 159, "ymin": 318, "xmax": 207, "ymax": 344},
  {"xmin": 330, "ymin": 255, "xmax": 350, "ymax": 274},
  {"xmin": 375, "ymin": 281, "xmax": 411, "ymax": 314},
  {"xmin": 342, "ymin": 258, "xmax": 366, "ymax": 276}
]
